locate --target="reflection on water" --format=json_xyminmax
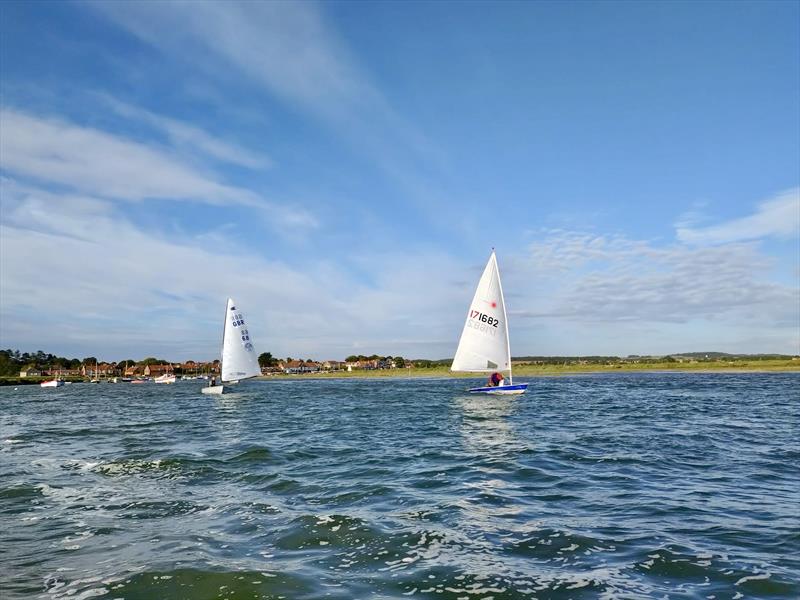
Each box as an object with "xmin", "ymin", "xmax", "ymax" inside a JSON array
[{"xmin": 456, "ymin": 394, "xmax": 520, "ymax": 454}]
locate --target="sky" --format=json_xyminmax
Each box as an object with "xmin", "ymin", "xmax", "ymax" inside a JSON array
[{"xmin": 0, "ymin": 0, "xmax": 798, "ymax": 361}]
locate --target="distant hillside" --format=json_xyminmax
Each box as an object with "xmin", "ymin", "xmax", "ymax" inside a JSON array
[
  {"xmin": 668, "ymin": 352, "xmax": 796, "ymax": 360},
  {"xmin": 510, "ymin": 353, "xmax": 797, "ymax": 364}
]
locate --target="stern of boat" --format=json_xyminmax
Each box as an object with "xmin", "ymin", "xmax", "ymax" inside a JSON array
[{"xmin": 201, "ymin": 385, "xmax": 225, "ymax": 395}]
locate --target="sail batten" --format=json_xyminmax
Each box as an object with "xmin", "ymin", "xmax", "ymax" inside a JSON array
[{"xmin": 451, "ymin": 252, "xmax": 511, "ymax": 373}]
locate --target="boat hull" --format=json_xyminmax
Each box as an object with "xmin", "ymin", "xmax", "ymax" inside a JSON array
[
  {"xmin": 467, "ymin": 383, "xmax": 528, "ymax": 395},
  {"xmin": 40, "ymin": 380, "xmax": 65, "ymax": 388},
  {"xmin": 201, "ymin": 384, "xmax": 225, "ymax": 395}
]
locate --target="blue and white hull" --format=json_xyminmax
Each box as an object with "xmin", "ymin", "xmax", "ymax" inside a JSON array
[{"xmin": 467, "ymin": 383, "xmax": 528, "ymax": 395}]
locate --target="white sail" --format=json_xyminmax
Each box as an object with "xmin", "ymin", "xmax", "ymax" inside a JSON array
[
  {"xmin": 220, "ymin": 297, "xmax": 261, "ymax": 382},
  {"xmin": 451, "ymin": 251, "xmax": 512, "ymax": 373}
]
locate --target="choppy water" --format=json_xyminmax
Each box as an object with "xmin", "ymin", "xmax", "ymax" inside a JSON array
[{"xmin": 1, "ymin": 373, "xmax": 798, "ymax": 599}]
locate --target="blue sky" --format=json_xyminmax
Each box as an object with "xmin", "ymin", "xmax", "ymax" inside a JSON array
[{"xmin": 1, "ymin": 0, "xmax": 798, "ymax": 361}]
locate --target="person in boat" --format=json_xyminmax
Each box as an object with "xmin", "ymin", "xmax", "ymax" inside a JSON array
[
  {"xmin": 488, "ymin": 372, "xmax": 504, "ymax": 387},
  {"xmin": 210, "ymin": 376, "xmax": 216, "ymax": 387}
]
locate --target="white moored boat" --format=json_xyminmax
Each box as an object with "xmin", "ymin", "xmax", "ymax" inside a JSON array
[
  {"xmin": 40, "ymin": 378, "xmax": 65, "ymax": 388},
  {"xmin": 154, "ymin": 373, "xmax": 176, "ymax": 384},
  {"xmin": 202, "ymin": 297, "xmax": 261, "ymax": 395},
  {"xmin": 451, "ymin": 250, "xmax": 528, "ymax": 396}
]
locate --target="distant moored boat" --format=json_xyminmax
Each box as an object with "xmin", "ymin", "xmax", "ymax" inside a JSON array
[{"xmin": 40, "ymin": 378, "xmax": 65, "ymax": 388}]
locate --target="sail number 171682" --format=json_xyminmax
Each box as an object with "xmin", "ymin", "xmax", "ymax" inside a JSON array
[{"xmin": 469, "ymin": 310, "xmax": 498, "ymax": 327}]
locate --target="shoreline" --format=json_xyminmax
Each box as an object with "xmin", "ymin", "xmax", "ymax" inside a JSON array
[
  {"xmin": 3, "ymin": 362, "xmax": 797, "ymax": 387},
  {"xmin": 259, "ymin": 362, "xmax": 800, "ymax": 381}
]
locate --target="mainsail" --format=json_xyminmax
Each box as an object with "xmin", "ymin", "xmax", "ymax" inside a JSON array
[
  {"xmin": 451, "ymin": 251, "xmax": 512, "ymax": 373},
  {"xmin": 220, "ymin": 298, "xmax": 261, "ymax": 382}
]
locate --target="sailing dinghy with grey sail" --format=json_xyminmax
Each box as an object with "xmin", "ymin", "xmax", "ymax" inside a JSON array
[{"xmin": 202, "ymin": 298, "xmax": 261, "ymax": 395}]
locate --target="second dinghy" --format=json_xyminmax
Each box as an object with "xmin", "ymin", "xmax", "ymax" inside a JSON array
[{"xmin": 202, "ymin": 298, "xmax": 261, "ymax": 395}]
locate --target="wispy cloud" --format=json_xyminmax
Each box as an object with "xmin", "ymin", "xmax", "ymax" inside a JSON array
[
  {"xmin": 0, "ymin": 107, "xmax": 319, "ymax": 233},
  {"xmin": 676, "ymin": 188, "xmax": 800, "ymax": 245},
  {"xmin": 0, "ymin": 107, "xmax": 258, "ymax": 205},
  {"xmin": 86, "ymin": 1, "xmax": 448, "ymax": 197},
  {"xmin": 101, "ymin": 97, "xmax": 273, "ymax": 169},
  {"xmin": 87, "ymin": 1, "xmax": 377, "ymax": 121}
]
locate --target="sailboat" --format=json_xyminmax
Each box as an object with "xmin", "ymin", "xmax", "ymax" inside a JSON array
[
  {"xmin": 90, "ymin": 360, "xmax": 100, "ymax": 383},
  {"xmin": 201, "ymin": 297, "xmax": 262, "ymax": 395},
  {"xmin": 451, "ymin": 250, "xmax": 528, "ymax": 395}
]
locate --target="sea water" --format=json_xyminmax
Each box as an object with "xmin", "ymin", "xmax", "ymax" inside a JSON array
[{"xmin": 1, "ymin": 373, "xmax": 798, "ymax": 599}]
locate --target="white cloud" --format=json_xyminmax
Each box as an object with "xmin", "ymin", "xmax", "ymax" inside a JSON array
[
  {"xmin": 676, "ymin": 188, "xmax": 800, "ymax": 245},
  {"xmin": 0, "ymin": 108, "xmax": 319, "ymax": 234},
  {"xmin": 509, "ymin": 221, "xmax": 800, "ymax": 355},
  {"xmin": 0, "ymin": 107, "xmax": 258, "ymax": 205},
  {"xmin": 2, "ymin": 173, "xmax": 796, "ymax": 358},
  {"xmin": 0, "ymin": 182, "xmax": 465, "ymax": 360},
  {"xmin": 101, "ymin": 97, "xmax": 273, "ymax": 169},
  {"xmin": 520, "ymin": 230, "xmax": 798, "ymax": 324},
  {"xmin": 516, "ymin": 191, "xmax": 799, "ymax": 345}
]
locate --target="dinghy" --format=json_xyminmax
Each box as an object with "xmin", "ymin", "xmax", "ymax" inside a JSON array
[
  {"xmin": 202, "ymin": 298, "xmax": 261, "ymax": 395},
  {"xmin": 451, "ymin": 250, "xmax": 528, "ymax": 395}
]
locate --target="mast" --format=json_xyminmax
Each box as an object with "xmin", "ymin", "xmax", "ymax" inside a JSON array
[
  {"xmin": 219, "ymin": 299, "xmax": 229, "ymax": 383},
  {"xmin": 493, "ymin": 250, "xmax": 513, "ymax": 385}
]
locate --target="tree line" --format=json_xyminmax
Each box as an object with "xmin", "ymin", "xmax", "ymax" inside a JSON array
[
  {"xmin": 257, "ymin": 352, "xmax": 455, "ymax": 369},
  {"xmin": 0, "ymin": 349, "xmax": 207, "ymax": 377}
]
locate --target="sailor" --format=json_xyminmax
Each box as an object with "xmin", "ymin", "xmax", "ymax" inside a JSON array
[{"xmin": 488, "ymin": 372, "xmax": 504, "ymax": 387}]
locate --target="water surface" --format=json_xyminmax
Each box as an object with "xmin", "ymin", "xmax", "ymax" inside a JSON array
[{"xmin": 1, "ymin": 373, "xmax": 798, "ymax": 598}]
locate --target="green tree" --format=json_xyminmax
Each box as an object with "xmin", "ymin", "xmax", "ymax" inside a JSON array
[
  {"xmin": 0, "ymin": 350, "xmax": 18, "ymax": 376},
  {"xmin": 258, "ymin": 352, "xmax": 276, "ymax": 368},
  {"xmin": 140, "ymin": 357, "xmax": 167, "ymax": 365},
  {"xmin": 52, "ymin": 356, "xmax": 71, "ymax": 368}
]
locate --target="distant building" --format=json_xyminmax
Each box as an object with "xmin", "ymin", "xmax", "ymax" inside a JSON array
[
  {"xmin": 280, "ymin": 360, "xmax": 320, "ymax": 374},
  {"xmin": 43, "ymin": 368, "xmax": 80, "ymax": 376},
  {"xmin": 345, "ymin": 359, "xmax": 380, "ymax": 370},
  {"xmin": 143, "ymin": 364, "xmax": 174, "ymax": 377},
  {"xmin": 81, "ymin": 363, "xmax": 119, "ymax": 377},
  {"xmin": 19, "ymin": 367, "xmax": 41, "ymax": 377}
]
